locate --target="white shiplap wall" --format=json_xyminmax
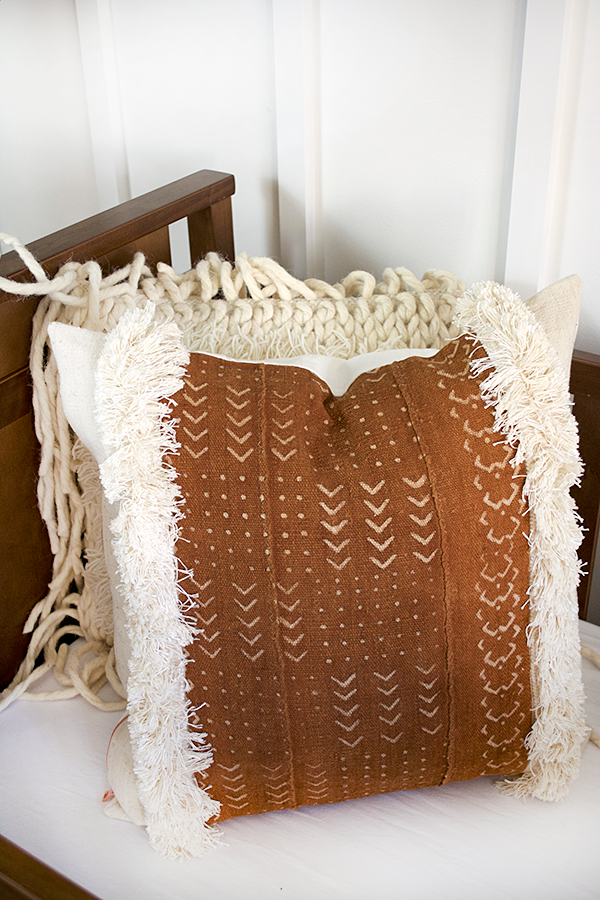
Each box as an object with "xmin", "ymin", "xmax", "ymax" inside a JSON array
[
  {"xmin": 0, "ymin": 0, "xmax": 98, "ymax": 245},
  {"xmin": 1, "ymin": 0, "xmax": 599, "ymax": 619},
  {"xmin": 317, "ymin": 0, "xmax": 526, "ymax": 286}
]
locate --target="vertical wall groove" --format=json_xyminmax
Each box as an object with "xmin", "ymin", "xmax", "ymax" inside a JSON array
[
  {"xmin": 504, "ymin": 0, "xmax": 587, "ymax": 298},
  {"xmin": 74, "ymin": 0, "xmax": 131, "ymax": 211},
  {"xmin": 302, "ymin": 0, "xmax": 324, "ymax": 280},
  {"xmin": 272, "ymin": 0, "xmax": 323, "ymax": 279}
]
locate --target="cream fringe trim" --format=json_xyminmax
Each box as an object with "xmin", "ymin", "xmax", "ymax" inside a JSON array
[
  {"xmin": 95, "ymin": 304, "xmax": 220, "ymax": 858},
  {"xmin": 457, "ymin": 281, "xmax": 587, "ymax": 801}
]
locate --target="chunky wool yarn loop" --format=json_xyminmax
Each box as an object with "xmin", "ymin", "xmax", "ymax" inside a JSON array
[{"xmin": 0, "ymin": 238, "xmax": 463, "ymax": 710}]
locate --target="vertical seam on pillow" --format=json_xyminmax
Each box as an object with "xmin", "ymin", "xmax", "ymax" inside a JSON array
[
  {"xmin": 258, "ymin": 363, "xmax": 298, "ymax": 810},
  {"xmin": 390, "ymin": 364, "xmax": 453, "ymax": 787}
]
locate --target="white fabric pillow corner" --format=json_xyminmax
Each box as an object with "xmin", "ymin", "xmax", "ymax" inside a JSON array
[
  {"xmin": 523, "ymin": 274, "xmax": 581, "ymax": 377},
  {"xmin": 48, "ymin": 322, "xmax": 107, "ymax": 464}
]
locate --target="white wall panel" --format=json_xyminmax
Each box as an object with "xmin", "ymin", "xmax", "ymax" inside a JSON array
[
  {"xmin": 0, "ymin": 0, "xmax": 98, "ymax": 246},
  {"xmin": 107, "ymin": 0, "xmax": 280, "ymax": 261},
  {"xmin": 558, "ymin": 0, "xmax": 600, "ymax": 624},
  {"xmin": 559, "ymin": 0, "xmax": 600, "ymax": 355},
  {"xmin": 1, "ymin": 0, "xmax": 600, "ymax": 619},
  {"xmin": 318, "ymin": 0, "xmax": 526, "ymax": 286},
  {"xmin": 272, "ymin": 0, "xmax": 323, "ymax": 279},
  {"xmin": 74, "ymin": 0, "xmax": 131, "ymax": 210},
  {"xmin": 505, "ymin": 0, "xmax": 589, "ymax": 301}
]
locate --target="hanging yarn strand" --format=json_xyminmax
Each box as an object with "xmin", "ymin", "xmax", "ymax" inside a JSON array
[{"xmin": 0, "ymin": 236, "xmax": 464, "ymax": 712}]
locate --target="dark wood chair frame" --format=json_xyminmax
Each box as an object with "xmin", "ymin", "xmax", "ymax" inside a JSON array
[
  {"xmin": 0, "ymin": 169, "xmax": 235, "ymax": 691},
  {"xmin": 0, "ymin": 170, "xmax": 235, "ymax": 899},
  {"xmin": 1, "ymin": 168, "xmax": 599, "ymax": 899}
]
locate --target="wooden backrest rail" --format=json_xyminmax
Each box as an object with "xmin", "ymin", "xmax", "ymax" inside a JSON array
[
  {"xmin": 0, "ymin": 835, "xmax": 100, "ymax": 900},
  {"xmin": 0, "ymin": 169, "xmax": 235, "ymax": 281},
  {"xmin": 0, "ymin": 170, "xmax": 235, "ymax": 691}
]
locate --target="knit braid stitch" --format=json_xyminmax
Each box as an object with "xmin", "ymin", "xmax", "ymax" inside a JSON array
[{"xmin": 0, "ymin": 238, "xmax": 463, "ymax": 711}]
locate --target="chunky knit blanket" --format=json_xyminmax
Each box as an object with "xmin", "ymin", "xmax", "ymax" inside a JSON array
[{"xmin": 0, "ymin": 237, "xmax": 463, "ymax": 711}]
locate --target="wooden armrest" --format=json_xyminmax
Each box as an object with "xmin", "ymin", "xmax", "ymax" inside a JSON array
[
  {"xmin": 0, "ymin": 169, "xmax": 235, "ymax": 281},
  {"xmin": 0, "ymin": 836, "xmax": 99, "ymax": 900}
]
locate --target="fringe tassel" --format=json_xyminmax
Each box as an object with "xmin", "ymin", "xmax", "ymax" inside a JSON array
[
  {"xmin": 456, "ymin": 281, "xmax": 587, "ymax": 800},
  {"xmin": 96, "ymin": 304, "xmax": 220, "ymax": 858}
]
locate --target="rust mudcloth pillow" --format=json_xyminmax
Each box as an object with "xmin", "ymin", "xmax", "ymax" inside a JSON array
[{"xmin": 173, "ymin": 335, "xmax": 531, "ymax": 821}]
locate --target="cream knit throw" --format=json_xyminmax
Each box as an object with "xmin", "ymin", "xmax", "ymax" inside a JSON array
[{"xmin": 0, "ymin": 237, "xmax": 463, "ymax": 710}]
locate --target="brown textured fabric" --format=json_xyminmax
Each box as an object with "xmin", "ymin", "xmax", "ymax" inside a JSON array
[{"xmin": 172, "ymin": 336, "xmax": 532, "ymax": 821}]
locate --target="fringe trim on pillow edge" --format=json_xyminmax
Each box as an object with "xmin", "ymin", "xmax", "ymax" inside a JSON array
[
  {"xmin": 456, "ymin": 281, "xmax": 587, "ymax": 801},
  {"xmin": 95, "ymin": 303, "xmax": 221, "ymax": 859}
]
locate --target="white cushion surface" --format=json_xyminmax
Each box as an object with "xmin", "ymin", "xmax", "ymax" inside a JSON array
[{"xmin": 0, "ymin": 621, "xmax": 598, "ymax": 900}]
